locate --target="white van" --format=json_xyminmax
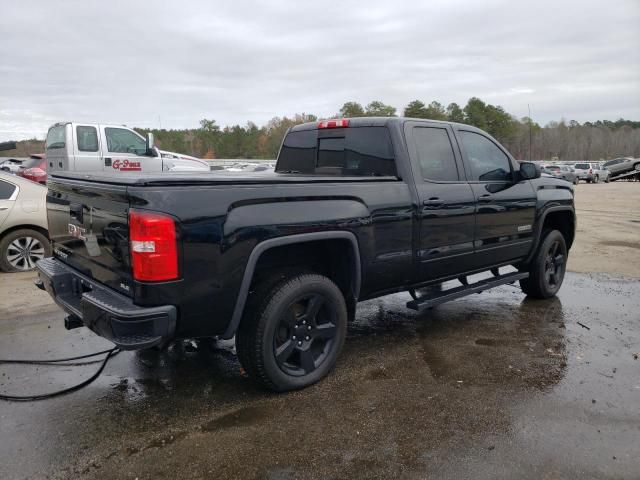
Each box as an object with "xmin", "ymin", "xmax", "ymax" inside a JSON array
[{"xmin": 45, "ymin": 122, "xmax": 209, "ymax": 173}]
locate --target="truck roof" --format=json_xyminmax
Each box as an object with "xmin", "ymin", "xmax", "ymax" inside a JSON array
[{"xmin": 290, "ymin": 116, "xmax": 479, "ymax": 132}]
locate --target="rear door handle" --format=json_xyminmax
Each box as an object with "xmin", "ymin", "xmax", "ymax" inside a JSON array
[
  {"xmin": 423, "ymin": 197, "xmax": 443, "ymax": 207},
  {"xmin": 104, "ymin": 157, "xmax": 112, "ymax": 167},
  {"xmin": 478, "ymin": 194, "xmax": 493, "ymax": 203}
]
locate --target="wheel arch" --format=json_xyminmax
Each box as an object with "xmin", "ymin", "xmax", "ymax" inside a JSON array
[
  {"xmin": 524, "ymin": 207, "xmax": 575, "ymax": 265},
  {"xmin": 222, "ymin": 231, "xmax": 361, "ymax": 339},
  {"xmin": 0, "ymin": 224, "xmax": 50, "ymax": 243}
]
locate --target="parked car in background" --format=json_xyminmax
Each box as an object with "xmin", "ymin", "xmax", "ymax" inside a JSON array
[
  {"xmin": 0, "ymin": 172, "xmax": 50, "ymax": 272},
  {"xmin": 17, "ymin": 154, "xmax": 47, "ymax": 184},
  {"xmin": 602, "ymin": 157, "xmax": 640, "ymax": 177},
  {"xmin": 0, "ymin": 158, "xmax": 27, "ymax": 173},
  {"xmin": 542, "ymin": 165, "xmax": 578, "ymax": 184},
  {"xmin": 573, "ymin": 162, "xmax": 608, "ymax": 183},
  {"xmin": 592, "ymin": 163, "xmax": 610, "ymax": 183}
]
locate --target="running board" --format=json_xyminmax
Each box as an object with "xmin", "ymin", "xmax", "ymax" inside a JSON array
[{"xmin": 406, "ymin": 271, "xmax": 529, "ymax": 311}]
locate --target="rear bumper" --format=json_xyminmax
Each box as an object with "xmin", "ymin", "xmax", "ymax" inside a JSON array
[{"xmin": 36, "ymin": 257, "xmax": 176, "ymax": 350}]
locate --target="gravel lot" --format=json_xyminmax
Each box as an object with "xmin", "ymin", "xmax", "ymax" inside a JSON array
[
  {"xmin": 568, "ymin": 182, "xmax": 640, "ymax": 277},
  {"xmin": 0, "ymin": 181, "xmax": 638, "ymax": 479}
]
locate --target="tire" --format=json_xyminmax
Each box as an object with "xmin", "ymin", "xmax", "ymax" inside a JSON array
[
  {"xmin": 573, "ymin": 178, "xmax": 579, "ymax": 185},
  {"xmin": 593, "ymin": 175, "xmax": 599, "ymax": 184},
  {"xmin": 634, "ymin": 163, "xmax": 640, "ymax": 172},
  {"xmin": 0, "ymin": 229, "xmax": 51, "ymax": 272},
  {"xmin": 236, "ymin": 271, "xmax": 348, "ymax": 391},
  {"xmin": 519, "ymin": 230, "xmax": 567, "ymax": 299}
]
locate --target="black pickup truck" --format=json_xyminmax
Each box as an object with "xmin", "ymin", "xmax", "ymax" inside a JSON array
[{"xmin": 36, "ymin": 117, "xmax": 575, "ymax": 391}]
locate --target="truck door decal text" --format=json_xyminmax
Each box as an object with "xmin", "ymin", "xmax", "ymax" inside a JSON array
[{"xmin": 112, "ymin": 159, "xmax": 142, "ymax": 171}]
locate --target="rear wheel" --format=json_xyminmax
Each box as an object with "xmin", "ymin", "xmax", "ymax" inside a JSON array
[
  {"xmin": 520, "ymin": 230, "xmax": 567, "ymax": 299},
  {"xmin": 634, "ymin": 163, "xmax": 640, "ymax": 172},
  {"xmin": 0, "ymin": 229, "xmax": 50, "ymax": 272},
  {"xmin": 236, "ymin": 271, "xmax": 347, "ymax": 391},
  {"xmin": 594, "ymin": 175, "xmax": 599, "ymax": 184}
]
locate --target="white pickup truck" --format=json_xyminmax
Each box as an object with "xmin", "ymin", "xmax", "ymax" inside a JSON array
[{"xmin": 45, "ymin": 122, "xmax": 209, "ymax": 173}]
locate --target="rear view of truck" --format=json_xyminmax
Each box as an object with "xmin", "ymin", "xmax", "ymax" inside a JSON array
[{"xmin": 37, "ymin": 174, "xmax": 179, "ymax": 349}]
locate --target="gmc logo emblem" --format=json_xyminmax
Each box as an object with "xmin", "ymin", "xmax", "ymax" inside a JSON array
[{"xmin": 68, "ymin": 223, "xmax": 86, "ymax": 241}]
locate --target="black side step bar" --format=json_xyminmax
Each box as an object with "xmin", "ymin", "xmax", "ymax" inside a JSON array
[{"xmin": 406, "ymin": 271, "xmax": 529, "ymax": 311}]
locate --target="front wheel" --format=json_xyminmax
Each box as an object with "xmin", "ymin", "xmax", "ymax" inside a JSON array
[
  {"xmin": 594, "ymin": 175, "xmax": 599, "ymax": 184},
  {"xmin": 520, "ymin": 230, "xmax": 567, "ymax": 299},
  {"xmin": 236, "ymin": 272, "xmax": 347, "ymax": 391}
]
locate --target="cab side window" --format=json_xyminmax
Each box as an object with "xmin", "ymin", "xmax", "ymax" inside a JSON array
[
  {"xmin": 459, "ymin": 131, "xmax": 512, "ymax": 182},
  {"xmin": 105, "ymin": 128, "xmax": 146, "ymax": 155},
  {"xmin": 413, "ymin": 127, "xmax": 459, "ymax": 181},
  {"xmin": 77, "ymin": 126, "xmax": 99, "ymax": 152}
]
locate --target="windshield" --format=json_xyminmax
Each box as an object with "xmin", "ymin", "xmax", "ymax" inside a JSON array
[{"xmin": 46, "ymin": 125, "xmax": 66, "ymax": 149}]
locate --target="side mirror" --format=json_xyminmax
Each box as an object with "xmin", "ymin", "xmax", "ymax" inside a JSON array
[
  {"xmin": 146, "ymin": 132, "xmax": 155, "ymax": 156},
  {"xmin": 519, "ymin": 161, "xmax": 541, "ymax": 180}
]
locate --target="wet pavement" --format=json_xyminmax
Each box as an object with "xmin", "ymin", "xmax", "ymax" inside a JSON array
[{"xmin": 1, "ymin": 272, "xmax": 639, "ymax": 479}]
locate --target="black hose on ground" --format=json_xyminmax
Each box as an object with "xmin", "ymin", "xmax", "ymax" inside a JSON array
[{"xmin": 0, "ymin": 347, "xmax": 120, "ymax": 402}]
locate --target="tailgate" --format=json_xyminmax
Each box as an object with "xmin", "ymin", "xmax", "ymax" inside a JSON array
[{"xmin": 46, "ymin": 177, "xmax": 133, "ymax": 296}]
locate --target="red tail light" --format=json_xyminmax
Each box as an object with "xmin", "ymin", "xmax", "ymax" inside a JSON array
[
  {"xmin": 318, "ymin": 119, "xmax": 349, "ymax": 129},
  {"xmin": 129, "ymin": 210, "xmax": 178, "ymax": 282}
]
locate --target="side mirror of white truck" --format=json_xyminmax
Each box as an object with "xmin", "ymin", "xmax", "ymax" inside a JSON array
[{"xmin": 146, "ymin": 133, "xmax": 156, "ymax": 156}]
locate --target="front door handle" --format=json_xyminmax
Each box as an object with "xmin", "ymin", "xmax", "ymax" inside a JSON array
[
  {"xmin": 423, "ymin": 197, "xmax": 443, "ymax": 207},
  {"xmin": 478, "ymin": 194, "xmax": 493, "ymax": 203}
]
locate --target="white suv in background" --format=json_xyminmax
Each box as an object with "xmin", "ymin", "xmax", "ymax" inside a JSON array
[{"xmin": 573, "ymin": 162, "xmax": 609, "ymax": 183}]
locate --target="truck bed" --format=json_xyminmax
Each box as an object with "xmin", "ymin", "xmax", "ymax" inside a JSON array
[{"xmin": 50, "ymin": 171, "xmax": 400, "ymax": 186}]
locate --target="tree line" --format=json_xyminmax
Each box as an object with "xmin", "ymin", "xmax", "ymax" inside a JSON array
[{"xmin": 4, "ymin": 98, "xmax": 640, "ymax": 161}]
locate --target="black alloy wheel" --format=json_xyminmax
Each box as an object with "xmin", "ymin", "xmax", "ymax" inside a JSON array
[
  {"xmin": 543, "ymin": 238, "xmax": 566, "ymax": 290},
  {"xmin": 236, "ymin": 272, "xmax": 347, "ymax": 391},
  {"xmin": 273, "ymin": 293, "xmax": 337, "ymax": 376},
  {"xmin": 519, "ymin": 229, "xmax": 567, "ymax": 299}
]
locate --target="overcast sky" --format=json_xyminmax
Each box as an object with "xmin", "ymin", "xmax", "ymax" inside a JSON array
[{"xmin": 1, "ymin": 0, "xmax": 639, "ymax": 141}]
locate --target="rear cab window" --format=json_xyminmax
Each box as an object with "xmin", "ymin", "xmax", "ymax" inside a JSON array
[
  {"xmin": 77, "ymin": 126, "xmax": 99, "ymax": 152},
  {"xmin": 412, "ymin": 127, "xmax": 459, "ymax": 182},
  {"xmin": 574, "ymin": 163, "xmax": 590, "ymax": 169},
  {"xmin": 276, "ymin": 126, "xmax": 397, "ymax": 176}
]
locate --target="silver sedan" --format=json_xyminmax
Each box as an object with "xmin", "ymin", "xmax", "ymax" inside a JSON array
[{"xmin": 0, "ymin": 172, "xmax": 51, "ymax": 272}]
